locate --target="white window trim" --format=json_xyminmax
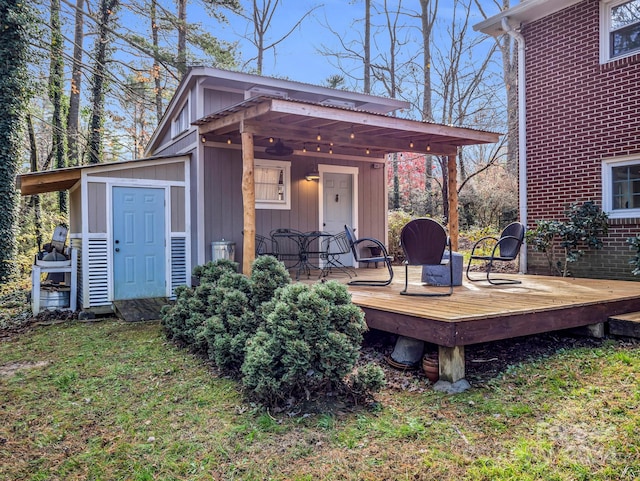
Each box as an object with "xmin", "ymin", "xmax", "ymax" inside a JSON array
[
  {"xmin": 602, "ymin": 155, "xmax": 640, "ymax": 218},
  {"xmin": 171, "ymin": 98, "xmax": 190, "ymax": 139},
  {"xmin": 255, "ymin": 158, "xmax": 291, "ymax": 210},
  {"xmin": 600, "ymin": 0, "xmax": 640, "ymax": 63}
]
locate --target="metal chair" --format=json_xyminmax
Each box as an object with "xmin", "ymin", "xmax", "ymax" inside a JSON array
[
  {"xmin": 400, "ymin": 218, "xmax": 453, "ymax": 296},
  {"xmin": 319, "ymin": 232, "xmax": 356, "ymax": 278},
  {"xmin": 465, "ymin": 222, "xmax": 525, "ymax": 285},
  {"xmin": 256, "ymin": 234, "xmax": 278, "ymax": 258},
  {"xmin": 344, "ymin": 225, "xmax": 394, "ymax": 286},
  {"xmin": 270, "ymin": 228, "xmax": 305, "ymax": 276}
]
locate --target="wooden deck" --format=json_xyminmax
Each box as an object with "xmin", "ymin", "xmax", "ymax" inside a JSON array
[{"xmin": 306, "ymin": 266, "xmax": 640, "ymax": 383}]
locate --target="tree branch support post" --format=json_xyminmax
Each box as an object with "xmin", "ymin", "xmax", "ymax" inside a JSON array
[
  {"xmin": 241, "ymin": 128, "xmax": 256, "ymax": 275},
  {"xmin": 447, "ymin": 152, "xmax": 459, "ymax": 251}
]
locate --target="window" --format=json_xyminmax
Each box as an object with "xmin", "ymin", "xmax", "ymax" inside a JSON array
[
  {"xmin": 255, "ymin": 159, "xmax": 290, "ymax": 210},
  {"xmin": 602, "ymin": 157, "xmax": 640, "ymax": 218},
  {"xmin": 172, "ymin": 100, "xmax": 190, "ymax": 138},
  {"xmin": 601, "ymin": 0, "xmax": 640, "ymax": 62}
]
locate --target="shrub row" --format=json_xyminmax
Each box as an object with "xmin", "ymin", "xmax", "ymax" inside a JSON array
[{"xmin": 161, "ymin": 256, "xmax": 384, "ymax": 407}]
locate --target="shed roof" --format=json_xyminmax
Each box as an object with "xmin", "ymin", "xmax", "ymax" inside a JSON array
[
  {"xmin": 194, "ymin": 96, "xmax": 500, "ymax": 158},
  {"xmin": 16, "ymin": 155, "xmax": 189, "ymax": 196}
]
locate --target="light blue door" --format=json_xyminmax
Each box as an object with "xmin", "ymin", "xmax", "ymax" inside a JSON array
[{"xmin": 113, "ymin": 187, "xmax": 166, "ymax": 300}]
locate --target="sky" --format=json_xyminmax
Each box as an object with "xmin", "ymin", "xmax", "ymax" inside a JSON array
[{"xmin": 195, "ymin": 0, "xmax": 502, "ymax": 88}]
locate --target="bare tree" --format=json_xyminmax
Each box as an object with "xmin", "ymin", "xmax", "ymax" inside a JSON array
[
  {"xmin": 67, "ymin": 0, "xmax": 84, "ymax": 168},
  {"xmin": 87, "ymin": 0, "xmax": 121, "ymax": 164},
  {"xmin": 241, "ymin": 0, "xmax": 320, "ymax": 74}
]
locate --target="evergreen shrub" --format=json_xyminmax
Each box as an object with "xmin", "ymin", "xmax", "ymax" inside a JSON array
[{"xmin": 241, "ymin": 280, "xmax": 367, "ymax": 407}]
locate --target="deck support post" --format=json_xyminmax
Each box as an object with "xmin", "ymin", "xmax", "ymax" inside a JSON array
[
  {"xmin": 438, "ymin": 345, "xmax": 465, "ymax": 383},
  {"xmin": 241, "ymin": 127, "xmax": 256, "ymax": 276}
]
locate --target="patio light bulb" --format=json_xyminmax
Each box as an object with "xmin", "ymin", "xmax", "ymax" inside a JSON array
[
  {"xmin": 302, "ymin": 144, "xmax": 307, "ymax": 153},
  {"xmin": 350, "ymin": 128, "xmax": 355, "ymax": 139},
  {"xmin": 366, "ymin": 147, "xmax": 370, "ymax": 155},
  {"xmin": 269, "ymin": 137, "xmax": 274, "ymax": 143},
  {"xmin": 226, "ymin": 137, "xmax": 231, "ymax": 144},
  {"xmin": 409, "ymin": 140, "xmax": 414, "ymax": 148},
  {"xmin": 316, "ymin": 144, "xmax": 321, "ymax": 152},
  {"xmin": 316, "ymin": 132, "xmax": 322, "ymax": 141},
  {"xmin": 329, "ymin": 147, "xmax": 333, "ymax": 154},
  {"xmin": 427, "ymin": 144, "xmax": 431, "ymax": 152}
]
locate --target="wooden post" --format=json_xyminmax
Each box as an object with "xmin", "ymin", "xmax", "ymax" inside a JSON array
[
  {"xmin": 241, "ymin": 130, "xmax": 256, "ymax": 275},
  {"xmin": 438, "ymin": 345, "xmax": 465, "ymax": 383},
  {"xmin": 447, "ymin": 152, "xmax": 458, "ymax": 251}
]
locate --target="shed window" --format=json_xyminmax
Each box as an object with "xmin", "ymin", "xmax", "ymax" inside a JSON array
[
  {"xmin": 601, "ymin": 0, "xmax": 640, "ymax": 61},
  {"xmin": 172, "ymin": 100, "xmax": 190, "ymax": 138},
  {"xmin": 255, "ymin": 159, "xmax": 290, "ymax": 210},
  {"xmin": 602, "ymin": 157, "xmax": 640, "ymax": 218}
]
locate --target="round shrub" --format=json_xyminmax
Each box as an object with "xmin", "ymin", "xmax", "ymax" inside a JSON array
[
  {"xmin": 349, "ymin": 363, "xmax": 386, "ymax": 399},
  {"xmin": 241, "ymin": 281, "xmax": 367, "ymax": 407}
]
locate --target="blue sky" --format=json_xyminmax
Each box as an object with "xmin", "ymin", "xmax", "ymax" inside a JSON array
[{"xmin": 210, "ymin": 0, "xmax": 503, "ymax": 87}]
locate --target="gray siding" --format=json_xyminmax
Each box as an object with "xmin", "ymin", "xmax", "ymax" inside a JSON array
[
  {"xmin": 70, "ymin": 187, "xmax": 82, "ymax": 234},
  {"xmin": 87, "ymin": 182, "xmax": 107, "ymax": 233},
  {"xmin": 88, "ymin": 161, "xmax": 185, "ymax": 181},
  {"xmin": 153, "ymin": 131, "xmax": 197, "ymax": 156},
  {"xmin": 203, "ymin": 89, "xmax": 243, "ymax": 115},
  {"xmin": 201, "ymin": 145, "xmax": 387, "ymax": 267}
]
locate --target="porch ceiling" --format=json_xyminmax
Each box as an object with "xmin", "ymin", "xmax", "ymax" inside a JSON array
[{"xmin": 194, "ymin": 96, "xmax": 500, "ymax": 158}]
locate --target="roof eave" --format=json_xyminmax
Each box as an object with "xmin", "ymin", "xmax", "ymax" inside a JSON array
[{"xmin": 473, "ymin": 0, "xmax": 584, "ymax": 36}]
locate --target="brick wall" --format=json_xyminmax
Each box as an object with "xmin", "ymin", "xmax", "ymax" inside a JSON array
[{"xmin": 523, "ymin": 0, "xmax": 640, "ymax": 280}]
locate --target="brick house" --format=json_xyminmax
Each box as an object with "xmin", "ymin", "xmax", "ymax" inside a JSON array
[{"xmin": 475, "ymin": 0, "xmax": 640, "ymax": 280}]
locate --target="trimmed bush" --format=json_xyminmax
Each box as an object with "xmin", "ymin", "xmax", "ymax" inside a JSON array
[{"xmin": 241, "ymin": 281, "xmax": 367, "ymax": 407}]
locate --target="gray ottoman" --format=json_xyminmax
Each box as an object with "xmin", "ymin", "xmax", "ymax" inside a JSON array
[{"xmin": 421, "ymin": 251, "xmax": 463, "ymax": 286}]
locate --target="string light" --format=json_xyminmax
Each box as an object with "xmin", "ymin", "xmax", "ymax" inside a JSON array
[
  {"xmin": 226, "ymin": 137, "xmax": 231, "ymax": 145},
  {"xmin": 316, "ymin": 144, "xmax": 321, "ymax": 152},
  {"xmin": 316, "ymin": 132, "xmax": 322, "ymax": 141},
  {"xmin": 365, "ymin": 147, "xmax": 370, "ymax": 155},
  {"xmin": 426, "ymin": 144, "xmax": 431, "ymax": 152},
  {"xmin": 349, "ymin": 127, "xmax": 355, "ymax": 139},
  {"xmin": 302, "ymin": 144, "xmax": 307, "ymax": 153},
  {"xmin": 329, "ymin": 147, "xmax": 333, "ymax": 154},
  {"xmin": 269, "ymin": 137, "xmax": 274, "ymax": 143},
  {"xmin": 409, "ymin": 140, "xmax": 414, "ymax": 148}
]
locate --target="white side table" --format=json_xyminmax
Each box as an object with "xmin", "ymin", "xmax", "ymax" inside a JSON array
[{"xmin": 31, "ymin": 248, "xmax": 78, "ymax": 316}]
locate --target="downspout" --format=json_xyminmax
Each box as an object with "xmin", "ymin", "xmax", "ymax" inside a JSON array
[{"xmin": 501, "ymin": 16, "xmax": 528, "ymax": 273}]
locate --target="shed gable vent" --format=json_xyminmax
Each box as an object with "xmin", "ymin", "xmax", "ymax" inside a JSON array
[
  {"xmin": 247, "ymin": 87, "xmax": 288, "ymax": 99},
  {"xmin": 320, "ymin": 99, "xmax": 356, "ymax": 109}
]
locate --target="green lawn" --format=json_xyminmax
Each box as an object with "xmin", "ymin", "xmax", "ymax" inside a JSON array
[{"xmin": 1, "ymin": 317, "xmax": 638, "ymax": 480}]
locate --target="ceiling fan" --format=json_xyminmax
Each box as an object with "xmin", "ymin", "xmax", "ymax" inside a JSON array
[{"xmin": 265, "ymin": 139, "xmax": 293, "ymax": 156}]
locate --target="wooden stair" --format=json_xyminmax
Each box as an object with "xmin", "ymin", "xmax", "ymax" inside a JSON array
[
  {"xmin": 113, "ymin": 298, "xmax": 169, "ymax": 322},
  {"xmin": 608, "ymin": 311, "xmax": 640, "ymax": 338}
]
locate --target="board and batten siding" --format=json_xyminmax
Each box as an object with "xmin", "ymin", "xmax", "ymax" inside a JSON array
[
  {"xmin": 203, "ymin": 88, "xmax": 243, "ymax": 116},
  {"xmin": 201, "ymin": 144, "xmax": 387, "ymax": 268},
  {"xmin": 152, "ymin": 131, "xmax": 197, "ymax": 157}
]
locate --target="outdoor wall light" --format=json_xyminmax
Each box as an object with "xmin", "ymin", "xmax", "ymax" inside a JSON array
[{"xmin": 305, "ymin": 170, "xmax": 320, "ymax": 181}]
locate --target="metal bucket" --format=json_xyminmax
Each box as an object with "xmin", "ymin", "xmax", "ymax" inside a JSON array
[
  {"xmin": 40, "ymin": 289, "xmax": 70, "ymax": 310},
  {"xmin": 211, "ymin": 241, "xmax": 235, "ymax": 262}
]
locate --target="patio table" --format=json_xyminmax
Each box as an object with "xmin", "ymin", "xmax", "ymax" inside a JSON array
[{"xmin": 271, "ymin": 230, "xmax": 332, "ymax": 279}]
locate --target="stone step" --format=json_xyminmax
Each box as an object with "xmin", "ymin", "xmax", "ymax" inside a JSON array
[{"xmin": 608, "ymin": 311, "xmax": 640, "ymax": 339}]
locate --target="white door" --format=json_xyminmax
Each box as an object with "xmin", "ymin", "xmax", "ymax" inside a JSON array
[{"xmin": 321, "ymin": 170, "xmax": 355, "ymax": 266}]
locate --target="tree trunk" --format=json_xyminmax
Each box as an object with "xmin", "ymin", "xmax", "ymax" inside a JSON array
[
  {"xmin": 88, "ymin": 0, "xmax": 120, "ymax": 164},
  {"xmin": 0, "ymin": 0, "xmax": 32, "ymax": 282},
  {"xmin": 364, "ymin": 0, "xmax": 371, "ymax": 94},
  {"xmin": 49, "ymin": 0, "xmax": 67, "ymax": 213},
  {"xmin": 176, "ymin": 0, "xmax": 187, "ymax": 76},
  {"xmin": 27, "ymin": 114, "xmax": 43, "ymax": 250},
  {"xmin": 151, "ymin": 0, "xmax": 163, "ymax": 122},
  {"xmin": 67, "ymin": 0, "xmax": 84, "ymax": 168}
]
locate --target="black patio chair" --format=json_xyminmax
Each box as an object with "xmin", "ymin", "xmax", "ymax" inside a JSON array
[
  {"xmin": 344, "ymin": 225, "xmax": 394, "ymax": 286},
  {"xmin": 319, "ymin": 232, "xmax": 356, "ymax": 279},
  {"xmin": 255, "ymin": 234, "xmax": 278, "ymax": 258},
  {"xmin": 400, "ymin": 218, "xmax": 453, "ymax": 296},
  {"xmin": 270, "ymin": 228, "xmax": 305, "ymax": 271},
  {"xmin": 465, "ymin": 221, "xmax": 525, "ymax": 285}
]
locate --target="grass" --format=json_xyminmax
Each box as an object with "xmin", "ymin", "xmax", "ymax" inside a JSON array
[{"xmin": 1, "ymin": 314, "xmax": 639, "ymax": 480}]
